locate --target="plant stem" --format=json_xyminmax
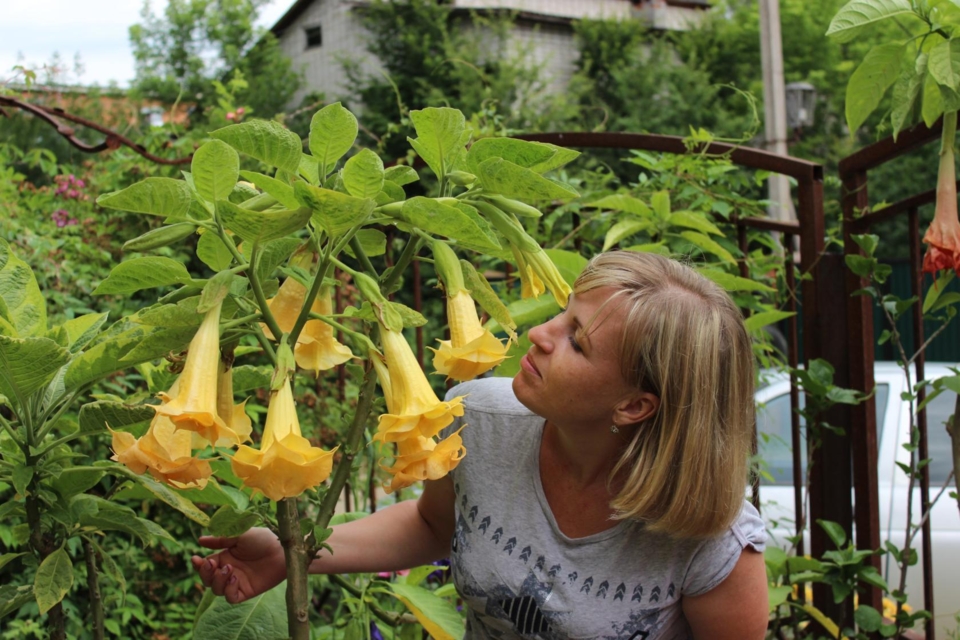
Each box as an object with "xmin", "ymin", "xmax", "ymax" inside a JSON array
[
  {"xmin": 25, "ymin": 473, "xmax": 65, "ymax": 640},
  {"xmin": 248, "ymin": 244, "xmax": 285, "ymax": 341},
  {"xmin": 82, "ymin": 538, "xmax": 105, "ymax": 640},
  {"xmin": 381, "ymin": 237, "xmax": 422, "ymax": 294},
  {"xmin": 277, "ymin": 498, "xmax": 311, "ymax": 640}
]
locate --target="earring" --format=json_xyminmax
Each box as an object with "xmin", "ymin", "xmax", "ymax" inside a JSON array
[{"xmin": 610, "ymin": 424, "xmax": 620, "ymax": 434}]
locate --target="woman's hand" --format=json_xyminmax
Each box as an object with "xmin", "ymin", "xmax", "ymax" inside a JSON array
[{"xmin": 191, "ymin": 527, "xmax": 287, "ymax": 604}]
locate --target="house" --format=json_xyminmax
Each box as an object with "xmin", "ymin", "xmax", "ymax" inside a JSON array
[{"xmin": 270, "ymin": 0, "xmax": 711, "ymax": 108}]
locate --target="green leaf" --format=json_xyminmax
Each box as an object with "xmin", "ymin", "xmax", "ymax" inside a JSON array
[
  {"xmin": 384, "ymin": 165, "xmax": 419, "ymax": 186},
  {"xmin": 245, "ymin": 237, "xmax": 303, "ymax": 282},
  {"xmin": 218, "ymin": 201, "xmax": 312, "ymax": 244},
  {"xmin": 854, "ymin": 604, "xmax": 884, "ymax": 631},
  {"xmin": 192, "ymin": 139, "xmax": 240, "ymax": 203},
  {"xmin": 199, "ymin": 271, "xmax": 236, "ymax": 313},
  {"xmin": 231, "ymin": 365, "xmax": 273, "ymax": 393},
  {"xmin": 387, "ymin": 582, "xmax": 465, "ymax": 640},
  {"xmin": 309, "ymin": 102, "xmax": 359, "ymax": 177},
  {"xmin": 293, "ymin": 182, "xmax": 376, "ymax": 236},
  {"xmin": 208, "ymin": 505, "xmax": 260, "ymax": 537},
  {"xmin": 79, "ymin": 400, "xmax": 156, "ymax": 435},
  {"xmin": 585, "ymin": 194, "xmax": 652, "ymax": 216},
  {"xmin": 476, "ymin": 157, "xmax": 579, "ymax": 202},
  {"xmin": 923, "ymin": 270, "xmax": 955, "ymax": 312},
  {"xmin": 345, "ymin": 229, "xmax": 387, "ymax": 258},
  {"xmin": 817, "ymin": 519, "xmax": 848, "ymax": 548},
  {"xmin": 118, "ymin": 325, "xmax": 198, "ymax": 364},
  {"xmin": 194, "ymin": 582, "xmax": 288, "ymax": 640},
  {"xmin": 94, "ymin": 257, "xmax": 193, "ymax": 296},
  {"xmin": 96, "ymin": 177, "xmax": 193, "ymax": 218},
  {"xmin": 669, "ymin": 211, "xmax": 722, "ymax": 235},
  {"xmin": 12, "ymin": 465, "xmax": 33, "ymax": 496},
  {"xmin": 238, "ymin": 170, "xmax": 299, "ymax": 209},
  {"xmin": 33, "ymin": 547, "xmax": 73, "ymax": 615},
  {"xmin": 408, "ymin": 107, "xmax": 467, "ymax": 179},
  {"xmin": 698, "ymin": 269, "xmax": 775, "ymax": 293},
  {"xmin": 465, "ymin": 138, "xmax": 579, "ymax": 175},
  {"xmin": 679, "ymin": 231, "xmax": 736, "ymax": 264},
  {"xmin": 544, "ymin": 249, "xmax": 588, "ymax": 285},
  {"xmin": 744, "ymin": 310, "xmax": 795, "ymax": 334},
  {"xmin": 76, "ymin": 497, "xmax": 173, "ymax": 545},
  {"xmin": 0, "ymin": 552, "xmax": 27, "ymax": 572},
  {"xmin": 891, "ymin": 60, "xmax": 933, "ymax": 122},
  {"xmin": 923, "ymin": 68, "xmax": 945, "ymax": 127},
  {"xmin": 61, "ymin": 313, "xmax": 109, "ymax": 353},
  {"xmin": 342, "ymin": 148, "xmax": 385, "ymax": 199},
  {"xmin": 603, "ymin": 219, "xmax": 651, "ymax": 251},
  {"xmin": 136, "ymin": 297, "xmax": 204, "ymax": 328},
  {"xmin": 400, "ymin": 197, "xmax": 500, "ymax": 250},
  {"xmin": 826, "ymin": 0, "xmax": 913, "ymax": 43},
  {"xmin": 0, "ymin": 335, "xmax": 70, "ymax": 403},
  {"xmin": 99, "ymin": 464, "xmax": 210, "ymax": 525},
  {"xmin": 49, "ymin": 468, "xmax": 105, "ymax": 500},
  {"xmin": 0, "ymin": 585, "xmax": 34, "ymax": 619},
  {"xmin": 197, "ymin": 231, "xmax": 236, "ymax": 271},
  {"xmin": 651, "ymin": 191, "xmax": 671, "ymax": 219},
  {"xmin": 211, "ymin": 119, "xmax": 303, "ymax": 174},
  {"xmin": 846, "ymin": 43, "xmax": 905, "ymax": 133},
  {"xmin": 63, "ymin": 326, "xmax": 143, "ymax": 389},
  {"xmin": 858, "ymin": 566, "xmax": 889, "ymax": 590},
  {"xmin": 0, "ymin": 241, "xmax": 47, "ymax": 336},
  {"xmin": 461, "ymin": 260, "xmax": 516, "ymax": 338},
  {"xmin": 928, "ymin": 39, "xmax": 960, "ymax": 89}
]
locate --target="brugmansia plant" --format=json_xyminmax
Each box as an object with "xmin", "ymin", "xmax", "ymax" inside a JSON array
[
  {"xmin": 826, "ymin": 0, "xmax": 960, "ymax": 635},
  {"xmin": 6, "ymin": 103, "xmax": 578, "ymax": 639}
]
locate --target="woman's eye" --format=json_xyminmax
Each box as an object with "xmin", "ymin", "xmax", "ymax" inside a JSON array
[{"xmin": 568, "ymin": 335, "xmax": 583, "ymax": 353}]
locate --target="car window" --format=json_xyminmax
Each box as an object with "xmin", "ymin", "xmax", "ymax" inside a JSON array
[
  {"xmin": 918, "ymin": 389, "xmax": 956, "ymax": 486},
  {"xmin": 756, "ymin": 384, "xmax": 890, "ymax": 486}
]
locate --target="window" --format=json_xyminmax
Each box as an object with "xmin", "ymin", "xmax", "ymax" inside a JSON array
[
  {"xmin": 918, "ymin": 390, "xmax": 956, "ymax": 485},
  {"xmin": 305, "ymin": 25, "xmax": 322, "ymax": 49},
  {"xmin": 140, "ymin": 106, "xmax": 165, "ymax": 128},
  {"xmin": 756, "ymin": 384, "xmax": 890, "ymax": 486}
]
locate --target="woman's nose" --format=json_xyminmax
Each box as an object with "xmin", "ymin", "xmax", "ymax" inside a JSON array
[{"xmin": 527, "ymin": 319, "xmax": 554, "ymax": 353}]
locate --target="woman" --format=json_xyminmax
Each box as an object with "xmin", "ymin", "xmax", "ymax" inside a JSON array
[{"xmin": 192, "ymin": 252, "xmax": 769, "ymax": 639}]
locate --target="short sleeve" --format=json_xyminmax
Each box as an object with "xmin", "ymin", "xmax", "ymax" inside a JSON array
[{"xmin": 681, "ymin": 501, "xmax": 767, "ymax": 596}]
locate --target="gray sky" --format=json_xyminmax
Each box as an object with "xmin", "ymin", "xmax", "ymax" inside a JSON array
[{"xmin": 1, "ymin": 0, "xmax": 290, "ymax": 87}]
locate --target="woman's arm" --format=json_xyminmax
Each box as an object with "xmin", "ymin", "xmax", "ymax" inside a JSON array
[
  {"xmin": 192, "ymin": 476, "xmax": 456, "ymax": 604},
  {"xmin": 682, "ymin": 548, "xmax": 768, "ymax": 640}
]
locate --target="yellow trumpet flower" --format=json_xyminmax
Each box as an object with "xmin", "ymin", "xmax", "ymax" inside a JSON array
[
  {"xmin": 431, "ymin": 290, "xmax": 509, "ymax": 381},
  {"xmin": 231, "ymin": 379, "xmax": 336, "ymax": 502},
  {"xmin": 190, "ymin": 361, "xmax": 253, "ymax": 449},
  {"xmin": 265, "ymin": 278, "xmax": 353, "ymax": 375},
  {"xmin": 155, "ymin": 301, "xmax": 240, "ymax": 446},
  {"xmin": 382, "ymin": 429, "xmax": 466, "ymax": 494},
  {"xmin": 510, "ymin": 246, "xmax": 545, "ymax": 300},
  {"xmin": 110, "ymin": 415, "xmax": 212, "ymax": 490},
  {"xmin": 373, "ymin": 328, "xmax": 465, "ymax": 443},
  {"xmin": 523, "ymin": 249, "xmax": 571, "ymax": 308}
]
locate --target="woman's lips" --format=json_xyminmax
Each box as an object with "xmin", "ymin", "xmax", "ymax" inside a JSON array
[{"xmin": 520, "ymin": 353, "xmax": 540, "ymax": 377}]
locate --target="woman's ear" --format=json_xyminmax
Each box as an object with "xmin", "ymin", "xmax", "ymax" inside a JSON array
[{"xmin": 614, "ymin": 391, "xmax": 660, "ymax": 428}]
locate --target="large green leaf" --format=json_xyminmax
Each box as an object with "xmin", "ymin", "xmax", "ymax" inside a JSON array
[
  {"xmin": 890, "ymin": 53, "xmax": 927, "ymax": 139},
  {"xmin": 242, "ymin": 237, "xmax": 303, "ymax": 282},
  {"xmin": 603, "ymin": 219, "xmax": 651, "ymax": 251},
  {"xmin": 74, "ymin": 496, "xmax": 173, "ymax": 545},
  {"xmin": 193, "ymin": 140, "xmax": 240, "ymax": 203},
  {"xmin": 118, "ymin": 326, "xmax": 198, "ymax": 364},
  {"xmin": 0, "ymin": 335, "xmax": 70, "ymax": 404},
  {"xmin": 399, "ymin": 197, "xmax": 500, "ymax": 250},
  {"xmin": 136, "ymin": 297, "xmax": 204, "ymax": 328},
  {"xmin": 64, "ymin": 324, "xmax": 157, "ymax": 390},
  {"xmin": 34, "ymin": 547, "xmax": 73, "ymax": 615},
  {"xmin": 669, "ymin": 211, "xmax": 722, "ymax": 236},
  {"xmin": 197, "ymin": 231, "xmax": 236, "ymax": 271},
  {"xmin": 744, "ymin": 310, "xmax": 796, "ymax": 334},
  {"xmin": 193, "ymin": 582, "xmax": 288, "ymax": 640},
  {"xmin": 466, "ymin": 138, "xmax": 579, "ymax": 175},
  {"xmin": 678, "ymin": 231, "xmax": 737, "ymax": 264},
  {"xmin": 49, "ymin": 468, "xmax": 106, "ymax": 500},
  {"xmin": 342, "ymin": 148, "xmax": 385, "ymax": 199},
  {"xmin": 846, "ymin": 43, "xmax": 905, "ymax": 133},
  {"xmin": 825, "ymin": 0, "xmax": 913, "ymax": 43},
  {"xmin": 208, "ymin": 505, "xmax": 260, "ymax": 537},
  {"xmin": 294, "ymin": 182, "xmax": 375, "ymax": 236},
  {"xmin": 102, "ymin": 464, "xmax": 210, "ymax": 525},
  {"xmin": 93, "ymin": 257, "xmax": 194, "ymax": 296},
  {"xmin": 78, "ymin": 400, "xmax": 156, "ymax": 436},
  {"xmin": 309, "ymin": 102, "xmax": 358, "ymax": 177},
  {"xmin": 698, "ymin": 269, "xmax": 775, "ymax": 293},
  {"xmin": 476, "ymin": 157, "xmax": 579, "ymax": 202},
  {"xmin": 929, "ymin": 39, "xmax": 960, "ymax": 90},
  {"xmin": 96, "ymin": 177, "xmax": 193, "ymax": 218},
  {"xmin": 238, "ymin": 170, "xmax": 299, "ymax": 209},
  {"xmin": 408, "ymin": 107, "xmax": 467, "ymax": 178},
  {"xmin": 387, "ymin": 582, "xmax": 464, "ymax": 640},
  {"xmin": 922, "ymin": 68, "xmax": 945, "ymax": 127},
  {"xmin": 585, "ymin": 194, "xmax": 652, "ymax": 217},
  {"xmin": 218, "ymin": 201, "xmax": 312, "ymax": 244},
  {"xmin": 231, "ymin": 365, "xmax": 273, "ymax": 393},
  {"xmin": 61, "ymin": 313, "xmax": 109, "ymax": 353},
  {"xmin": 384, "ymin": 165, "xmax": 419, "ymax": 186},
  {"xmin": 0, "ymin": 240, "xmax": 46, "ymax": 336},
  {"xmin": 211, "ymin": 119, "xmax": 303, "ymax": 174}
]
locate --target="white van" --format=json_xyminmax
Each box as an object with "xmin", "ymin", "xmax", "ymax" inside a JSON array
[{"xmin": 756, "ymin": 362, "xmax": 959, "ymax": 635}]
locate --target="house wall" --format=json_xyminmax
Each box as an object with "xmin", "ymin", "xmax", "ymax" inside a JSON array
[{"xmin": 453, "ymin": 0, "xmax": 630, "ymax": 20}]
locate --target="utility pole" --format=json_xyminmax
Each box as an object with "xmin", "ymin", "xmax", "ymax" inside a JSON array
[{"xmin": 758, "ymin": 0, "xmax": 795, "ymax": 223}]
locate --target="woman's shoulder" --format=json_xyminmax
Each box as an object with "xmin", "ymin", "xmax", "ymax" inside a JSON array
[
  {"xmin": 445, "ymin": 376, "xmax": 536, "ymax": 418},
  {"xmin": 680, "ymin": 501, "xmax": 767, "ymax": 596}
]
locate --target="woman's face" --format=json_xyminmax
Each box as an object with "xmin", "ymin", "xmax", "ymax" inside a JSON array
[{"xmin": 512, "ymin": 286, "xmax": 640, "ymax": 429}]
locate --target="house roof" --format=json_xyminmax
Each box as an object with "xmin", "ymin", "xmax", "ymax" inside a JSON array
[{"xmin": 269, "ymin": 0, "xmax": 710, "ymax": 37}]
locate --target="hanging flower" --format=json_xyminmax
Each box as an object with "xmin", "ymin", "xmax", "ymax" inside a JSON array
[
  {"xmin": 264, "ymin": 278, "xmax": 353, "ymax": 375},
  {"xmin": 191, "ymin": 362, "xmax": 253, "ymax": 449},
  {"xmin": 110, "ymin": 415, "xmax": 212, "ymax": 490},
  {"xmin": 510, "ymin": 246, "xmax": 545, "ymax": 300},
  {"xmin": 381, "ymin": 429, "xmax": 466, "ymax": 494},
  {"xmin": 431, "ymin": 290, "xmax": 509, "ymax": 381},
  {"xmin": 231, "ymin": 379, "xmax": 336, "ymax": 501},
  {"xmin": 373, "ymin": 328, "xmax": 465, "ymax": 443},
  {"xmin": 922, "ymin": 112, "xmax": 960, "ymax": 276},
  {"xmin": 154, "ymin": 301, "xmax": 240, "ymax": 446}
]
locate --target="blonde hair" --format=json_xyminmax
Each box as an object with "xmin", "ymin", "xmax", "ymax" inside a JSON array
[{"xmin": 575, "ymin": 251, "xmax": 755, "ymax": 539}]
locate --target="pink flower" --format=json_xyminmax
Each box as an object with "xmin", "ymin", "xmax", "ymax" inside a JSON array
[
  {"xmin": 225, "ymin": 112, "xmax": 236, "ymax": 121},
  {"xmin": 922, "ymin": 112, "xmax": 960, "ymax": 276}
]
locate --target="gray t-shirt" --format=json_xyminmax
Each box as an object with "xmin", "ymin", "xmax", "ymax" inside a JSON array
[{"xmin": 443, "ymin": 377, "xmax": 766, "ymax": 640}]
